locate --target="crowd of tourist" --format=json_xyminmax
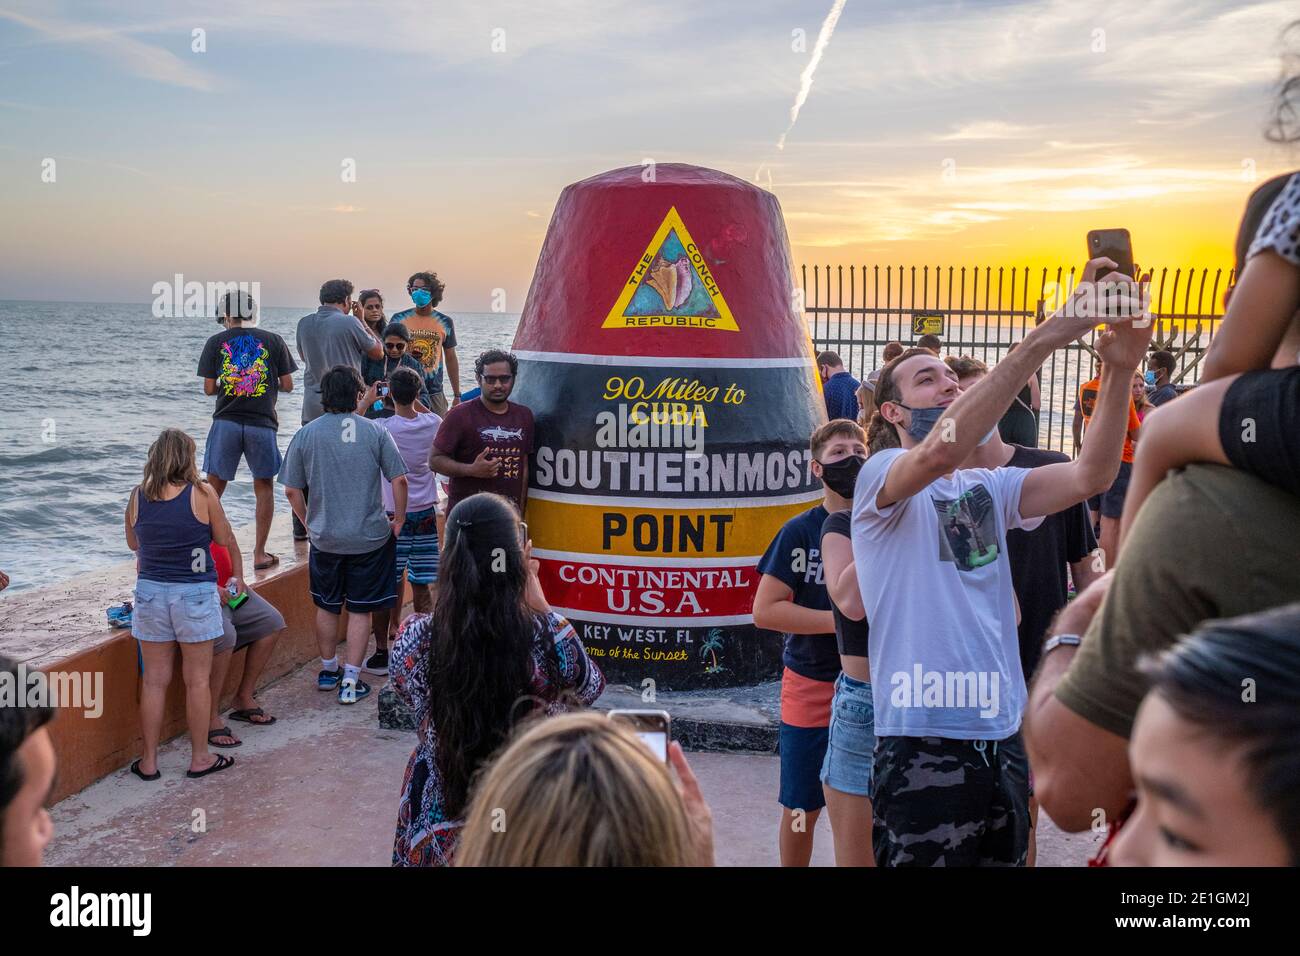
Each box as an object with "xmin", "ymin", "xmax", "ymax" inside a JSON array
[{"xmin": 5, "ymin": 129, "xmax": 1300, "ymax": 870}]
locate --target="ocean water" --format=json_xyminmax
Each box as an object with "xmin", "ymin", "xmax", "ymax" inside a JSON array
[
  {"xmin": 0, "ymin": 301, "xmax": 521, "ymax": 594},
  {"xmin": 0, "ymin": 300, "xmax": 1101, "ymax": 596}
]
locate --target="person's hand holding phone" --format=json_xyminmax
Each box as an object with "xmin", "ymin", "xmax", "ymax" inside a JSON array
[
  {"xmin": 668, "ymin": 741, "xmax": 716, "ymax": 867},
  {"xmin": 523, "ymin": 539, "xmax": 551, "ymax": 612}
]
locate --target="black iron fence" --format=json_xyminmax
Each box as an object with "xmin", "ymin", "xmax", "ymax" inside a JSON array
[{"xmin": 802, "ymin": 264, "xmax": 1231, "ymax": 454}]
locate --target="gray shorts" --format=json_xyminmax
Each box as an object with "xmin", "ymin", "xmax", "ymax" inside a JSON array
[{"xmin": 214, "ymin": 589, "xmax": 286, "ymax": 654}]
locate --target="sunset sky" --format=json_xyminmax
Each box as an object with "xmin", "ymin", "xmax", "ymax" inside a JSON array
[{"xmin": 1, "ymin": 0, "xmax": 1298, "ymax": 311}]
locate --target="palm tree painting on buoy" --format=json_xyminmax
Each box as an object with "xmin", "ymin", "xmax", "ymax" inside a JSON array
[{"xmin": 700, "ymin": 629, "xmax": 726, "ymax": 674}]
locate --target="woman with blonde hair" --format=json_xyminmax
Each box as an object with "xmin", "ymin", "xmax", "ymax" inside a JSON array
[
  {"xmin": 456, "ymin": 711, "xmax": 714, "ymax": 867},
  {"xmin": 124, "ymin": 428, "xmax": 245, "ymax": 780}
]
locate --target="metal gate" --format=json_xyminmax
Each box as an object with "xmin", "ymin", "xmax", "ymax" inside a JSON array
[{"xmin": 802, "ymin": 264, "xmax": 1229, "ymax": 454}]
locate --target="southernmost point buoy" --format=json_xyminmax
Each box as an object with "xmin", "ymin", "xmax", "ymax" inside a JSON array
[{"xmin": 512, "ymin": 164, "xmax": 827, "ymax": 689}]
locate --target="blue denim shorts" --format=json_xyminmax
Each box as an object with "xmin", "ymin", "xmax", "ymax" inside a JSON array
[
  {"xmin": 132, "ymin": 579, "xmax": 224, "ymax": 644},
  {"xmin": 820, "ymin": 673, "xmax": 876, "ymax": 797},
  {"xmin": 203, "ymin": 419, "xmax": 283, "ymax": 480}
]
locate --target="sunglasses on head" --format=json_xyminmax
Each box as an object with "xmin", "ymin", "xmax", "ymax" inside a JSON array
[{"xmin": 359, "ymin": 289, "xmax": 381, "ymax": 301}]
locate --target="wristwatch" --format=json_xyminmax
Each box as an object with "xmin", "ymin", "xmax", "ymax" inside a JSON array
[{"xmin": 1042, "ymin": 633, "xmax": 1082, "ymax": 657}]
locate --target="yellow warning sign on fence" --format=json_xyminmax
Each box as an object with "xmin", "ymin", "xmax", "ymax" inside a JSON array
[{"xmin": 911, "ymin": 312, "xmax": 945, "ymax": 337}]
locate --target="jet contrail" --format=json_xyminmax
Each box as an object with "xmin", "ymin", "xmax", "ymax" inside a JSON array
[{"xmin": 778, "ymin": 0, "xmax": 848, "ymax": 150}]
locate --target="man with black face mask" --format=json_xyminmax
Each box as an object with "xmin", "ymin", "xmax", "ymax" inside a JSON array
[{"xmin": 752, "ymin": 419, "xmax": 864, "ymax": 866}]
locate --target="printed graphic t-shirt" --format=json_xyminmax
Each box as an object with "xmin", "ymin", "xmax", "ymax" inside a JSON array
[
  {"xmin": 197, "ymin": 327, "xmax": 298, "ymax": 431},
  {"xmin": 756, "ymin": 505, "xmax": 840, "ymax": 684},
  {"xmin": 1078, "ymin": 377, "xmax": 1141, "ymax": 463},
  {"xmin": 392, "ymin": 308, "xmax": 457, "ymax": 395},
  {"xmin": 432, "ymin": 399, "xmax": 535, "ymax": 513},
  {"xmin": 850, "ymin": 447, "xmax": 1042, "ymax": 739}
]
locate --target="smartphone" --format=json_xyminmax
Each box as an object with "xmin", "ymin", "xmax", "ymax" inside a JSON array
[
  {"xmin": 608, "ymin": 709, "xmax": 670, "ymax": 762},
  {"xmin": 1086, "ymin": 228, "xmax": 1135, "ymax": 281},
  {"xmin": 378, "ymin": 380, "xmax": 389, "ymax": 397}
]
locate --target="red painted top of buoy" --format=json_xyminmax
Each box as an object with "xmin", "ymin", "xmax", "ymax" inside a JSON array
[{"xmin": 513, "ymin": 164, "xmax": 809, "ymax": 359}]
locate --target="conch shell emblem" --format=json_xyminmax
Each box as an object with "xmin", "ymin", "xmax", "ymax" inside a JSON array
[{"xmin": 645, "ymin": 253, "xmax": 694, "ymax": 310}]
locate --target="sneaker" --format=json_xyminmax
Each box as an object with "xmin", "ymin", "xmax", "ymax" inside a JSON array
[
  {"xmin": 363, "ymin": 649, "xmax": 389, "ymax": 676},
  {"xmin": 338, "ymin": 677, "xmax": 371, "ymax": 705},
  {"xmin": 317, "ymin": 668, "xmax": 343, "ymax": 691}
]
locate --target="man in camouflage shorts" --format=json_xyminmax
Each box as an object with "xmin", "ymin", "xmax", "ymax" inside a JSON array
[{"xmin": 872, "ymin": 735, "xmax": 1030, "ymax": 866}]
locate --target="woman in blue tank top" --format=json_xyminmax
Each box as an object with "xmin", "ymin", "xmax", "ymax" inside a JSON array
[{"xmin": 125, "ymin": 429, "xmax": 246, "ymax": 780}]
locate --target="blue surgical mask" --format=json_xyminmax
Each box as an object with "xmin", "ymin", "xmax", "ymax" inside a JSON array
[
  {"xmin": 1143, "ymin": 370, "xmax": 1157, "ymax": 386},
  {"xmin": 410, "ymin": 288, "xmax": 433, "ymax": 308},
  {"xmin": 894, "ymin": 403, "xmax": 945, "ymax": 442}
]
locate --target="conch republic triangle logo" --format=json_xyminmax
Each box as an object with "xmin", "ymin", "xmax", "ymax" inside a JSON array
[{"xmin": 602, "ymin": 206, "xmax": 739, "ymax": 331}]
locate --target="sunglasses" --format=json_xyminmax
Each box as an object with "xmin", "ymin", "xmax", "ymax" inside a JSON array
[
  {"xmin": 384, "ymin": 341, "xmax": 407, "ymax": 350},
  {"xmin": 482, "ymin": 374, "xmax": 514, "ymax": 385}
]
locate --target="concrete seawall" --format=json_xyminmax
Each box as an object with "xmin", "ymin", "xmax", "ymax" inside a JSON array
[{"xmin": 0, "ymin": 514, "xmax": 386, "ymax": 802}]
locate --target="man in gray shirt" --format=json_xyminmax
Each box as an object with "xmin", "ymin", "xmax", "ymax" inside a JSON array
[
  {"xmin": 291, "ymin": 278, "xmax": 383, "ymax": 540},
  {"xmin": 280, "ymin": 366, "xmax": 408, "ymax": 704},
  {"xmin": 297, "ymin": 279, "xmax": 383, "ymax": 424}
]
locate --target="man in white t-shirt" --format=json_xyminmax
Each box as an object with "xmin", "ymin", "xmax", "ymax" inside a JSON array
[
  {"xmin": 852, "ymin": 257, "xmax": 1152, "ymax": 866},
  {"xmin": 364, "ymin": 367, "xmax": 443, "ymax": 676}
]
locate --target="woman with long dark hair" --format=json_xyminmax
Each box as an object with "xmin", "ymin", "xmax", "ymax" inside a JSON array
[{"xmin": 390, "ymin": 492, "xmax": 605, "ymax": 866}]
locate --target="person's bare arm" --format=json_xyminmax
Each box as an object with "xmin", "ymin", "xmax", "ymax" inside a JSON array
[
  {"xmin": 278, "ymin": 373, "xmax": 294, "ymax": 392},
  {"xmin": 1028, "ymin": 371, "xmax": 1041, "ymax": 412},
  {"xmin": 284, "ymin": 486, "xmax": 308, "ymax": 529},
  {"xmin": 1025, "ymin": 574, "xmax": 1134, "ymax": 831},
  {"xmin": 878, "ymin": 259, "xmax": 1130, "ymax": 509},
  {"xmin": 1117, "ymin": 377, "xmax": 1233, "ymax": 549},
  {"xmin": 1069, "ymin": 553, "xmax": 1103, "ymax": 592},
  {"xmin": 124, "ymin": 489, "xmax": 139, "ymax": 552},
  {"xmin": 201, "ymin": 484, "xmax": 246, "ymax": 592},
  {"xmin": 821, "ymin": 532, "xmax": 865, "ymax": 620},
  {"xmin": 389, "ymin": 475, "xmax": 408, "ymax": 537},
  {"xmin": 445, "ymin": 347, "xmax": 461, "ymax": 405},
  {"xmin": 429, "ymin": 448, "xmax": 499, "ymax": 479},
  {"xmin": 356, "ymin": 382, "xmax": 378, "ymax": 416},
  {"xmin": 1203, "ymin": 252, "xmax": 1300, "ymax": 381},
  {"xmin": 752, "ymin": 574, "xmax": 836, "ymax": 635},
  {"xmin": 1020, "ymin": 310, "xmax": 1153, "ymax": 519},
  {"xmin": 354, "ymin": 316, "xmax": 383, "ymax": 360},
  {"xmin": 203, "ymin": 377, "xmax": 218, "ymax": 396}
]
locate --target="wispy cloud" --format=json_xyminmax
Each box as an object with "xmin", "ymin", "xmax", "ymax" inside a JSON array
[
  {"xmin": 777, "ymin": 0, "xmax": 848, "ymax": 150},
  {"xmin": 936, "ymin": 121, "xmax": 1040, "ymax": 142},
  {"xmin": 0, "ymin": 7, "xmax": 216, "ymax": 91}
]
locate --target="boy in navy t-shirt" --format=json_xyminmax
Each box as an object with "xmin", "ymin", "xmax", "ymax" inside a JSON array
[{"xmin": 753, "ymin": 420, "xmax": 863, "ymax": 866}]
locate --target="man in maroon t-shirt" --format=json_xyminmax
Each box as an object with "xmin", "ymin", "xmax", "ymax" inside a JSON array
[{"xmin": 429, "ymin": 349, "xmax": 535, "ymax": 515}]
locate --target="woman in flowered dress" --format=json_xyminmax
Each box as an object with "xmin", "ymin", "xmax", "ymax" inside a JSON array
[{"xmin": 390, "ymin": 492, "xmax": 605, "ymax": 866}]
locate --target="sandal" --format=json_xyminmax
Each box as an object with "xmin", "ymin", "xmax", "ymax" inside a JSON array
[
  {"xmin": 208, "ymin": 726, "xmax": 242, "ymax": 748},
  {"xmin": 254, "ymin": 554, "xmax": 280, "ymax": 570},
  {"xmin": 130, "ymin": 758, "xmax": 160, "ymax": 781},
  {"xmin": 228, "ymin": 707, "xmax": 277, "ymax": 726},
  {"xmin": 186, "ymin": 753, "xmax": 235, "ymax": 778}
]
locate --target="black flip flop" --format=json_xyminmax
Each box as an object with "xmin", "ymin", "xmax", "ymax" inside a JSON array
[
  {"xmin": 254, "ymin": 554, "xmax": 280, "ymax": 571},
  {"xmin": 187, "ymin": 753, "xmax": 235, "ymax": 778},
  {"xmin": 228, "ymin": 707, "xmax": 277, "ymax": 726},
  {"xmin": 130, "ymin": 759, "xmax": 160, "ymax": 781},
  {"xmin": 207, "ymin": 726, "xmax": 242, "ymax": 748}
]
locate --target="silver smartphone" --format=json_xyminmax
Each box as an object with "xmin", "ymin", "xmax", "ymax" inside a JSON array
[{"xmin": 608, "ymin": 709, "xmax": 671, "ymax": 762}]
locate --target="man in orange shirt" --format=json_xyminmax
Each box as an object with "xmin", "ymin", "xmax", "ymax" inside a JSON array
[{"xmin": 1073, "ymin": 361, "xmax": 1141, "ymax": 568}]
